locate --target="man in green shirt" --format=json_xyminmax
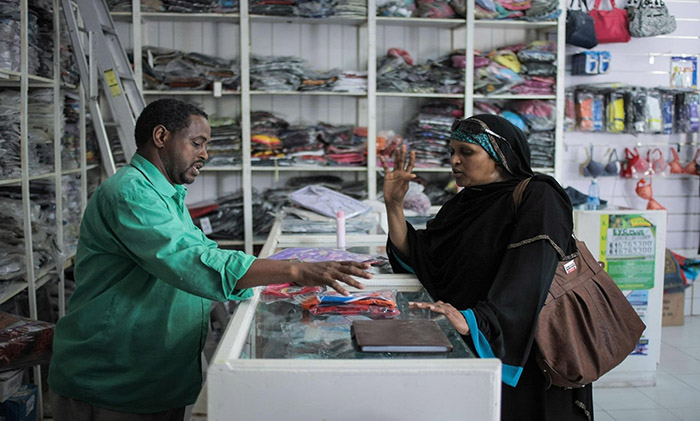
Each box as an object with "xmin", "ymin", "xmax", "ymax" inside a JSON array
[{"xmin": 48, "ymin": 98, "xmax": 371, "ymax": 420}]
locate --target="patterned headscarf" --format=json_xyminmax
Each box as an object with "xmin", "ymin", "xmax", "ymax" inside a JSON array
[
  {"xmin": 450, "ymin": 127, "xmax": 503, "ymax": 166},
  {"xmin": 450, "ymin": 115, "xmax": 534, "ymax": 179}
]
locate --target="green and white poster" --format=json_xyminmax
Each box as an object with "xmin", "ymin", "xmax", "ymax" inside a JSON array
[{"xmin": 599, "ymin": 214, "xmax": 656, "ymax": 290}]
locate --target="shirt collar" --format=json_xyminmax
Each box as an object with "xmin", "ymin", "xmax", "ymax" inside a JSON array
[{"xmin": 129, "ymin": 153, "xmax": 187, "ymax": 200}]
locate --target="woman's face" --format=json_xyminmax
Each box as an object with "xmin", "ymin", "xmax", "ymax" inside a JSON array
[{"xmin": 448, "ymin": 139, "xmax": 507, "ymax": 187}]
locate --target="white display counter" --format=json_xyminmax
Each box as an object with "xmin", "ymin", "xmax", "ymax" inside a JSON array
[
  {"xmin": 201, "ymin": 217, "xmax": 502, "ymax": 420},
  {"xmin": 574, "ymin": 208, "xmax": 667, "ymax": 387}
]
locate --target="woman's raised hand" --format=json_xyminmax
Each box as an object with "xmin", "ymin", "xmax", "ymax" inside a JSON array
[{"xmin": 380, "ymin": 145, "xmax": 416, "ymax": 206}]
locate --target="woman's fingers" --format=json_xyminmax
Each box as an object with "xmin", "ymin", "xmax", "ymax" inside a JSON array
[
  {"xmin": 396, "ymin": 145, "xmax": 405, "ymax": 170},
  {"xmin": 379, "ymin": 155, "xmax": 390, "ymax": 173},
  {"xmin": 406, "ymin": 150, "xmax": 416, "ymax": 174}
]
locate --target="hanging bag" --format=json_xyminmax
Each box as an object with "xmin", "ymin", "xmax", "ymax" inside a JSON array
[
  {"xmin": 513, "ymin": 178, "xmax": 646, "ymax": 388},
  {"xmin": 627, "ymin": 0, "xmax": 677, "ymax": 38},
  {"xmin": 566, "ymin": 0, "xmax": 599, "ymax": 49},
  {"xmin": 590, "ymin": 0, "xmax": 631, "ymax": 43}
]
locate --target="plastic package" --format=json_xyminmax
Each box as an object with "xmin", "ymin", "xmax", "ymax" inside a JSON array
[
  {"xmin": 661, "ymin": 91, "xmax": 675, "ymax": 134},
  {"xmin": 576, "ymin": 91, "xmax": 594, "ymax": 131},
  {"xmin": 592, "ymin": 93, "xmax": 605, "ymax": 132},
  {"xmin": 403, "ymin": 182, "xmax": 431, "ymax": 216},
  {"xmin": 676, "ymin": 92, "xmax": 700, "ymax": 133},
  {"xmin": 500, "ymin": 111, "xmax": 528, "ymax": 133},
  {"xmin": 261, "ymin": 283, "xmax": 326, "ymax": 301},
  {"xmin": 564, "ymin": 91, "xmax": 576, "ymax": 132},
  {"xmin": 628, "ymin": 88, "xmax": 647, "ymax": 133},
  {"xmin": 267, "ymin": 247, "xmax": 380, "ymax": 264},
  {"xmin": 301, "ymin": 290, "xmax": 400, "ymax": 318},
  {"xmin": 646, "ymin": 90, "xmax": 663, "ymax": 133},
  {"xmin": 0, "ymin": 312, "xmax": 54, "ymax": 371},
  {"xmin": 512, "ymin": 100, "xmax": 556, "ymax": 131},
  {"xmin": 289, "ymin": 185, "xmax": 370, "ymax": 219},
  {"xmin": 606, "ymin": 90, "xmax": 626, "ymax": 133}
]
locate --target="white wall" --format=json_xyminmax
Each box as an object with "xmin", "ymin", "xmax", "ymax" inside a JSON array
[{"xmin": 561, "ymin": 0, "xmax": 700, "ymax": 255}]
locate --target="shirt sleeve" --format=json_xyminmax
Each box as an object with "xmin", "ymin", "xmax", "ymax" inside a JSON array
[{"xmin": 105, "ymin": 187, "xmax": 255, "ymax": 302}]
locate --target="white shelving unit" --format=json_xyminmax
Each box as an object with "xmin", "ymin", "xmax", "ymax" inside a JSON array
[
  {"xmin": 0, "ymin": 0, "xmax": 97, "ymax": 417},
  {"xmin": 111, "ymin": 0, "xmax": 566, "ymax": 254}
]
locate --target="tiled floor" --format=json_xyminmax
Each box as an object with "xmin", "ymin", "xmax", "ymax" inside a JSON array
[{"xmin": 594, "ymin": 315, "xmax": 700, "ymax": 421}]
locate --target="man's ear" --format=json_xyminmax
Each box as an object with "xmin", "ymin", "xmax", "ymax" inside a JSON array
[{"xmin": 152, "ymin": 124, "xmax": 169, "ymax": 149}]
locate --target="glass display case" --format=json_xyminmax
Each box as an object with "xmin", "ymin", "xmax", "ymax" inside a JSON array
[{"xmin": 204, "ymin": 218, "xmax": 502, "ymax": 420}]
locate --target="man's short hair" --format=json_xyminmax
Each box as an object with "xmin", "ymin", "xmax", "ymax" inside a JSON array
[{"xmin": 134, "ymin": 98, "xmax": 208, "ymax": 148}]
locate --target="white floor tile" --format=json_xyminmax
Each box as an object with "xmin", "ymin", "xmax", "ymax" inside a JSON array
[
  {"xmin": 674, "ymin": 374, "xmax": 700, "ymax": 391},
  {"xmin": 657, "ymin": 354, "xmax": 700, "ymax": 375},
  {"xmin": 605, "ymin": 408, "xmax": 683, "ymax": 421},
  {"xmin": 682, "ymin": 347, "xmax": 700, "ymax": 360},
  {"xmin": 669, "ymin": 407, "xmax": 700, "ymax": 421},
  {"xmin": 594, "ymin": 410, "xmax": 616, "ymax": 421},
  {"xmin": 661, "ymin": 342, "xmax": 696, "ymax": 361},
  {"xmin": 593, "ymin": 316, "xmax": 700, "ymax": 418},
  {"xmin": 636, "ymin": 373, "xmax": 700, "ymax": 409},
  {"xmin": 593, "ymin": 387, "xmax": 663, "ymax": 411}
]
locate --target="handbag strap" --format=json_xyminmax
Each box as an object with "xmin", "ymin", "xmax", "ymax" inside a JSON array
[
  {"xmin": 569, "ymin": 0, "xmax": 590, "ymax": 11},
  {"xmin": 512, "ymin": 177, "xmax": 579, "ymax": 262},
  {"xmin": 594, "ymin": 0, "xmax": 616, "ymax": 10},
  {"xmin": 512, "ymin": 177, "xmax": 533, "ymax": 212}
]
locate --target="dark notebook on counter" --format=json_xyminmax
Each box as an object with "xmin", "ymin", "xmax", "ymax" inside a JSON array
[{"xmin": 351, "ymin": 319, "xmax": 453, "ymax": 353}]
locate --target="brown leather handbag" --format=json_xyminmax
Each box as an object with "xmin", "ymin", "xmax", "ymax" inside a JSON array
[{"xmin": 514, "ymin": 178, "xmax": 646, "ymax": 388}]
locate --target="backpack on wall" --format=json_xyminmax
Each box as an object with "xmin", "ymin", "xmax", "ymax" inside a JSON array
[{"xmin": 513, "ymin": 178, "xmax": 646, "ymax": 388}]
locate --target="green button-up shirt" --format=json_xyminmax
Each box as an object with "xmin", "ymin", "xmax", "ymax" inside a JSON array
[{"xmin": 48, "ymin": 153, "xmax": 255, "ymax": 413}]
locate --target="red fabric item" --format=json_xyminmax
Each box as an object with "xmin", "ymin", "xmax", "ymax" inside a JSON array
[
  {"xmin": 590, "ymin": 0, "xmax": 630, "ymax": 44},
  {"xmin": 187, "ymin": 202, "xmax": 218, "ymax": 219},
  {"xmin": 387, "ymin": 48, "xmax": 413, "ymax": 66}
]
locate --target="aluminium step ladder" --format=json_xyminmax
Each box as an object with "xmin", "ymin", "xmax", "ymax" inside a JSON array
[{"xmin": 61, "ymin": 0, "xmax": 144, "ymax": 176}]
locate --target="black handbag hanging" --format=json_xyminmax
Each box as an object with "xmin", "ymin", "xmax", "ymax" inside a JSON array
[{"xmin": 566, "ymin": 0, "xmax": 599, "ymax": 49}]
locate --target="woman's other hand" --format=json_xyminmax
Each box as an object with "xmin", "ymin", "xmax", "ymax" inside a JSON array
[
  {"xmin": 409, "ymin": 300, "xmax": 470, "ymax": 336},
  {"xmin": 380, "ymin": 145, "xmax": 416, "ymax": 206}
]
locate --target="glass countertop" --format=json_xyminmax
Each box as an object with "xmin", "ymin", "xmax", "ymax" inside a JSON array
[{"xmin": 243, "ymin": 287, "xmax": 475, "ymax": 360}]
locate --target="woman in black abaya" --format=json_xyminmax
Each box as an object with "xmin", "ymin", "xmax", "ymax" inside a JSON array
[{"xmin": 380, "ymin": 114, "xmax": 592, "ymax": 421}]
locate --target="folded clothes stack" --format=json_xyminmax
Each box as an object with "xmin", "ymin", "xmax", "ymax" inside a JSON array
[
  {"xmin": 401, "ymin": 100, "xmax": 463, "ymax": 168},
  {"xmin": 141, "ymin": 46, "xmax": 240, "ymax": 91},
  {"xmin": 207, "ymin": 117, "xmax": 242, "ymax": 167},
  {"xmin": 475, "ymin": 40, "xmax": 556, "ymax": 96},
  {"xmin": 377, "ymin": 48, "xmax": 465, "ymax": 94},
  {"xmin": 475, "ymin": 0, "xmax": 559, "ymax": 21}
]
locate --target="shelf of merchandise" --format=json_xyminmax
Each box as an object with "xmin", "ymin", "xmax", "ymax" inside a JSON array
[
  {"xmin": 143, "ymin": 90, "xmax": 241, "ymax": 96},
  {"xmin": 376, "ymin": 16, "xmax": 466, "ymax": 28},
  {"xmin": 111, "ymin": 0, "xmax": 566, "ymax": 253},
  {"xmin": 411, "ymin": 167, "xmax": 453, "ymax": 173},
  {"xmin": 201, "ymin": 166, "xmax": 243, "ymax": 172},
  {"xmin": 474, "ymin": 94, "xmax": 557, "ymax": 100},
  {"xmin": 111, "ymin": 11, "xmax": 240, "ymax": 22},
  {"xmin": 376, "ymin": 92, "xmax": 465, "ymax": 98},
  {"xmin": 250, "ymin": 90, "xmax": 366, "ymax": 96},
  {"xmin": 0, "ymin": 2, "xmax": 94, "ymax": 417},
  {"xmin": 249, "ymin": 14, "xmax": 367, "ymax": 25},
  {"xmin": 473, "ymin": 19, "xmax": 558, "ymax": 30},
  {"xmin": 468, "ymin": 0, "xmax": 565, "ymax": 180},
  {"xmin": 0, "ymin": 165, "xmax": 99, "ymax": 186},
  {"xmin": 251, "ymin": 166, "xmax": 367, "ymax": 172}
]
